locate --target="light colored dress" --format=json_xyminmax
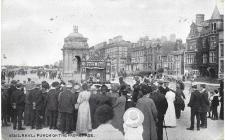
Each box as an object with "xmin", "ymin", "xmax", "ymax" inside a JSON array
[
  {"xmin": 76, "ymin": 90, "xmax": 92, "ymax": 133},
  {"xmin": 91, "ymin": 123, "xmax": 124, "ymax": 140},
  {"xmin": 124, "ymin": 124, "xmax": 143, "ymax": 140},
  {"xmin": 164, "ymin": 91, "xmax": 176, "ymax": 127}
]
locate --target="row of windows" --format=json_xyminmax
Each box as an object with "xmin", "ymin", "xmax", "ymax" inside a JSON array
[
  {"xmin": 202, "ymin": 51, "xmax": 216, "ymax": 64},
  {"xmin": 186, "ymin": 54, "xmax": 196, "ymax": 64}
]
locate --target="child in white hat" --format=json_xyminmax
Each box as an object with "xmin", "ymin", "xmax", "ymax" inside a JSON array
[{"xmin": 123, "ymin": 107, "xmax": 144, "ymax": 140}]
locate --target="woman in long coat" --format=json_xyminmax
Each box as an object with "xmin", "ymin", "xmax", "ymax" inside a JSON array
[
  {"xmin": 164, "ymin": 90, "xmax": 176, "ymax": 127},
  {"xmin": 136, "ymin": 84, "xmax": 158, "ymax": 140},
  {"xmin": 76, "ymin": 83, "xmax": 92, "ymax": 134},
  {"xmin": 111, "ymin": 87, "xmax": 126, "ymax": 133},
  {"xmin": 174, "ymin": 82, "xmax": 185, "ymax": 119}
]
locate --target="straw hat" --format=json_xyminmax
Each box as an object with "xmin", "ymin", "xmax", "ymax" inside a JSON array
[
  {"xmin": 74, "ymin": 84, "xmax": 81, "ymax": 92},
  {"xmin": 123, "ymin": 107, "xmax": 144, "ymax": 128}
]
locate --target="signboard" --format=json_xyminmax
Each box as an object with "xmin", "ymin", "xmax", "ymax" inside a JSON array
[{"xmin": 86, "ymin": 62, "xmax": 105, "ymax": 67}]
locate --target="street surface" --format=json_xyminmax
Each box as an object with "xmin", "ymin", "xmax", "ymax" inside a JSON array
[{"xmin": 1, "ymin": 74, "xmax": 224, "ymax": 140}]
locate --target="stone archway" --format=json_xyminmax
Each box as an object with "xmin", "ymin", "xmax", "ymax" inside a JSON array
[{"xmin": 74, "ymin": 56, "xmax": 81, "ymax": 72}]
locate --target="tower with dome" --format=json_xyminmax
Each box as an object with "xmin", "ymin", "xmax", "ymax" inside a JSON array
[{"xmin": 61, "ymin": 26, "xmax": 89, "ymax": 82}]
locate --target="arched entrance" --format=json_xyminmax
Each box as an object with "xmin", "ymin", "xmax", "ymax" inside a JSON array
[
  {"xmin": 72, "ymin": 55, "xmax": 81, "ymax": 72},
  {"xmin": 75, "ymin": 56, "xmax": 81, "ymax": 72}
]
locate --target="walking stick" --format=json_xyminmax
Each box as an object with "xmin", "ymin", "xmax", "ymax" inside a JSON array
[{"xmin": 163, "ymin": 120, "xmax": 169, "ymax": 140}]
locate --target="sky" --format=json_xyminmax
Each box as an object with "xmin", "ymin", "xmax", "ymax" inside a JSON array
[{"xmin": 1, "ymin": 0, "xmax": 224, "ymax": 66}]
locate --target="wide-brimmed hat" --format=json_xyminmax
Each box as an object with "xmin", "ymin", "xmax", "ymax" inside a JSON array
[
  {"xmin": 74, "ymin": 84, "xmax": 81, "ymax": 92},
  {"xmin": 123, "ymin": 107, "xmax": 144, "ymax": 128}
]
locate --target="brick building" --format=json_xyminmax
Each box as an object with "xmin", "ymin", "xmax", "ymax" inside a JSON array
[
  {"xmin": 92, "ymin": 36, "xmax": 131, "ymax": 76},
  {"xmin": 185, "ymin": 6, "xmax": 224, "ymax": 78}
]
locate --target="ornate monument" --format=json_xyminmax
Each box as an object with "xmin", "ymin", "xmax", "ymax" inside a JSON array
[{"xmin": 62, "ymin": 26, "xmax": 89, "ymax": 82}]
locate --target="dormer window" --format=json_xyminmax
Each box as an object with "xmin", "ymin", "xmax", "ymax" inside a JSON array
[{"xmin": 211, "ymin": 22, "xmax": 217, "ymax": 31}]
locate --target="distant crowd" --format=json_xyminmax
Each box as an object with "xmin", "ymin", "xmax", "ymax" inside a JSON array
[{"xmin": 1, "ymin": 76, "xmax": 224, "ymax": 140}]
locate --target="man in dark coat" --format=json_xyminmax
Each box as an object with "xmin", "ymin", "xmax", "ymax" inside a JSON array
[
  {"xmin": 199, "ymin": 84, "xmax": 209, "ymax": 128},
  {"xmin": 1, "ymin": 84, "xmax": 10, "ymax": 126},
  {"xmin": 10, "ymin": 83, "xmax": 25, "ymax": 130},
  {"xmin": 58, "ymin": 83, "xmax": 75, "ymax": 134},
  {"xmin": 41, "ymin": 81, "xmax": 50, "ymax": 127},
  {"xmin": 158, "ymin": 80, "xmax": 167, "ymax": 95},
  {"xmin": 7, "ymin": 80, "xmax": 17, "ymax": 122},
  {"xmin": 187, "ymin": 84, "xmax": 202, "ymax": 131},
  {"xmin": 150, "ymin": 85, "xmax": 168, "ymax": 140},
  {"xmin": 89, "ymin": 84, "xmax": 112, "ymax": 129},
  {"xmin": 24, "ymin": 81, "xmax": 35, "ymax": 126},
  {"xmin": 46, "ymin": 82, "xmax": 59, "ymax": 129},
  {"xmin": 132, "ymin": 77, "xmax": 141, "ymax": 105},
  {"xmin": 29, "ymin": 84, "xmax": 44, "ymax": 129},
  {"xmin": 71, "ymin": 83, "xmax": 80, "ymax": 131}
]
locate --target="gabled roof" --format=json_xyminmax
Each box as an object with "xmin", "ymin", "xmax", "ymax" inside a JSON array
[{"xmin": 211, "ymin": 5, "xmax": 222, "ymax": 19}]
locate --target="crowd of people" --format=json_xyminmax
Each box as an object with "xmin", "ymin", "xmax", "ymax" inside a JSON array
[{"xmin": 1, "ymin": 76, "xmax": 224, "ymax": 140}]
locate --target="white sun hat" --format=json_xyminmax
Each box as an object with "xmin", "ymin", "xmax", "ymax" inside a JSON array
[{"xmin": 123, "ymin": 107, "xmax": 144, "ymax": 128}]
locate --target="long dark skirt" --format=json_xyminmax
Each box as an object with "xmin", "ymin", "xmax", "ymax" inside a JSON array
[{"xmin": 24, "ymin": 104, "xmax": 32, "ymax": 126}]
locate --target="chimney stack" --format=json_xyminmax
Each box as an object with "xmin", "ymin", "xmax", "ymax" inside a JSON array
[{"xmin": 196, "ymin": 14, "xmax": 205, "ymax": 25}]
